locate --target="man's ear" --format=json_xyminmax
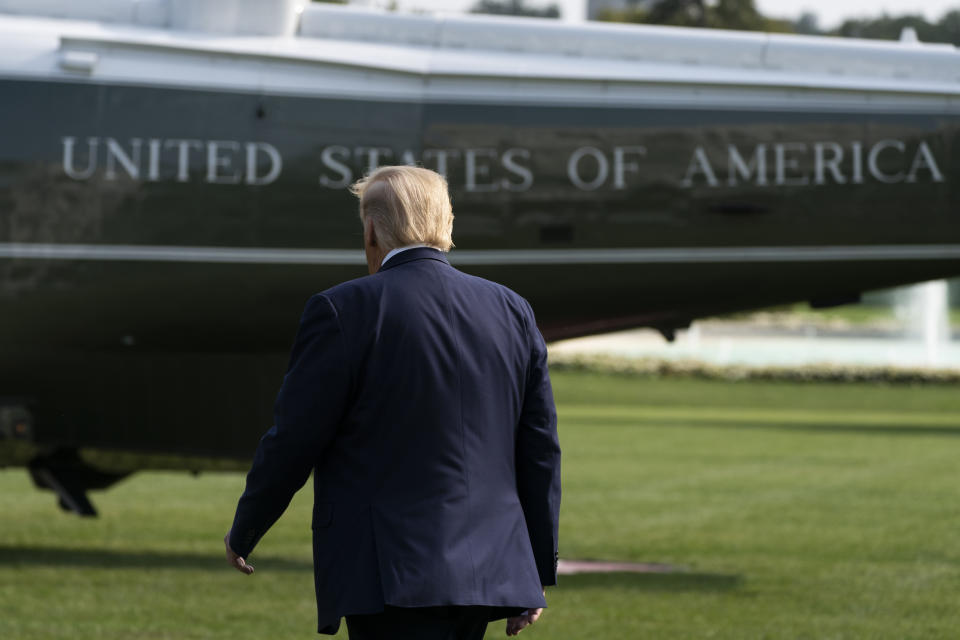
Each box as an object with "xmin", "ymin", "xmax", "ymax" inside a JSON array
[{"xmin": 365, "ymin": 220, "xmax": 378, "ymax": 247}]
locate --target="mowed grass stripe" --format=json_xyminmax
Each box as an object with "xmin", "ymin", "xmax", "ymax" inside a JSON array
[{"xmin": 561, "ymin": 403, "xmax": 960, "ymax": 429}]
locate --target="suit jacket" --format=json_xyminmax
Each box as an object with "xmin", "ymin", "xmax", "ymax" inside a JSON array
[{"xmin": 229, "ymin": 247, "xmax": 561, "ymax": 634}]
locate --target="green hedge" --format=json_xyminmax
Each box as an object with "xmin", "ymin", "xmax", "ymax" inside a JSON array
[{"xmin": 548, "ymin": 352, "xmax": 960, "ymax": 385}]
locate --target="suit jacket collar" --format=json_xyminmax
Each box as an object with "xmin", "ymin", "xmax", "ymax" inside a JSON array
[{"xmin": 378, "ymin": 246, "xmax": 450, "ymax": 272}]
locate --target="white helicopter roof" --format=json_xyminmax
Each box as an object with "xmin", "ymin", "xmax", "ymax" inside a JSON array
[{"xmin": 0, "ymin": 0, "xmax": 957, "ymax": 108}]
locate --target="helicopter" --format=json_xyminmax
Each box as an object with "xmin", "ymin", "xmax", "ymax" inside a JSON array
[{"xmin": 0, "ymin": 0, "xmax": 956, "ymax": 514}]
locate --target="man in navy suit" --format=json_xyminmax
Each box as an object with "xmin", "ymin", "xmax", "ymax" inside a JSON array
[{"xmin": 224, "ymin": 166, "xmax": 561, "ymax": 639}]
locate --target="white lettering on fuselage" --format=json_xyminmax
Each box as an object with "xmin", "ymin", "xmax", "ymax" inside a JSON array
[
  {"xmin": 61, "ymin": 137, "xmax": 282, "ymax": 186},
  {"xmin": 678, "ymin": 140, "xmax": 944, "ymax": 189},
  {"xmin": 60, "ymin": 137, "xmax": 945, "ymax": 190}
]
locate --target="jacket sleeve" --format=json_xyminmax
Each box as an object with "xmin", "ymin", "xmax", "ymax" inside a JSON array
[
  {"xmin": 515, "ymin": 300, "xmax": 561, "ymax": 587},
  {"xmin": 229, "ymin": 294, "xmax": 351, "ymax": 558}
]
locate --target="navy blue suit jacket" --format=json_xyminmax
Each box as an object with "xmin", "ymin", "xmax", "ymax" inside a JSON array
[{"xmin": 229, "ymin": 247, "xmax": 561, "ymax": 634}]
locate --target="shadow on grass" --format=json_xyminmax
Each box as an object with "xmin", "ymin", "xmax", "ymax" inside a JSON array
[
  {"xmin": 0, "ymin": 545, "xmax": 312, "ymax": 572},
  {"xmin": 0, "ymin": 546, "xmax": 742, "ymax": 594},
  {"xmin": 559, "ymin": 571, "xmax": 742, "ymax": 592}
]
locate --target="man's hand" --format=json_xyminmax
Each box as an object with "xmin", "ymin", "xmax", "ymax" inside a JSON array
[
  {"xmin": 506, "ymin": 608, "xmax": 542, "ymax": 636},
  {"xmin": 224, "ymin": 533, "xmax": 255, "ymax": 575},
  {"xmin": 506, "ymin": 588, "xmax": 546, "ymax": 636}
]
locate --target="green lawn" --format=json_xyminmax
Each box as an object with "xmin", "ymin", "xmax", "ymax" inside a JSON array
[{"xmin": 2, "ymin": 372, "xmax": 959, "ymax": 638}]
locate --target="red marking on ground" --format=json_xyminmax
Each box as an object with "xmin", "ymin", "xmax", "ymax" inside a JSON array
[{"xmin": 557, "ymin": 560, "xmax": 677, "ymax": 575}]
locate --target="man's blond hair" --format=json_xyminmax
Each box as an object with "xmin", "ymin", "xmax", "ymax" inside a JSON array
[{"xmin": 350, "ymin": 166, "xmax": 454, "ymax": 252}]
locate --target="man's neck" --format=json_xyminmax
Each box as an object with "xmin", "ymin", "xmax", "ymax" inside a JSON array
[{"xmin": 381, "ymin": 244, "xmax": 429, "ymax": 267}]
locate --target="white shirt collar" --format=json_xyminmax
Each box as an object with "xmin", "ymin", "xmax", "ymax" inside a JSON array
[{"xmin": 381, "ymin": 244, "xmax": 428, "ymax": 267}]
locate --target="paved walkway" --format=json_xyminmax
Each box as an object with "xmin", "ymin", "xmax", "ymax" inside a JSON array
[{"xmin": 557, "ymin": 560, "xmax": 677, "ymax": 575}]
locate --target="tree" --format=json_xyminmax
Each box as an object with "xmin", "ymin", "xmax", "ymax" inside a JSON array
[
  {"xmin": 469, "ymin": 0, "xmax": 561, "ymax": 19},
  {"xmin": 829, "ymin": 7, "xmax": 960, "ymax": 46},
  {"xmin": 794, "ymin": 12, "xmax": 820, "ymax": 35},
  {"xmin": 835, "ymin": 13, "xmax": 939, "ymax": 42},
  {"xmin": 710, "ymin": 0, "xmax": 766, "ymax": 30},
  {"xmin": 598, "ymin": 0, "xmax": 791, "ymax": 33},
  {"xmin": 599, "ymin": 0, "xmax": 706, "ymax": 27},
  {"xmin": 646, "ymin": 0, "xmax": 707, "ymax": 27},
  {"xmin": 939, "ymin": 10, "xmax": 960, "ymax": 45}
]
